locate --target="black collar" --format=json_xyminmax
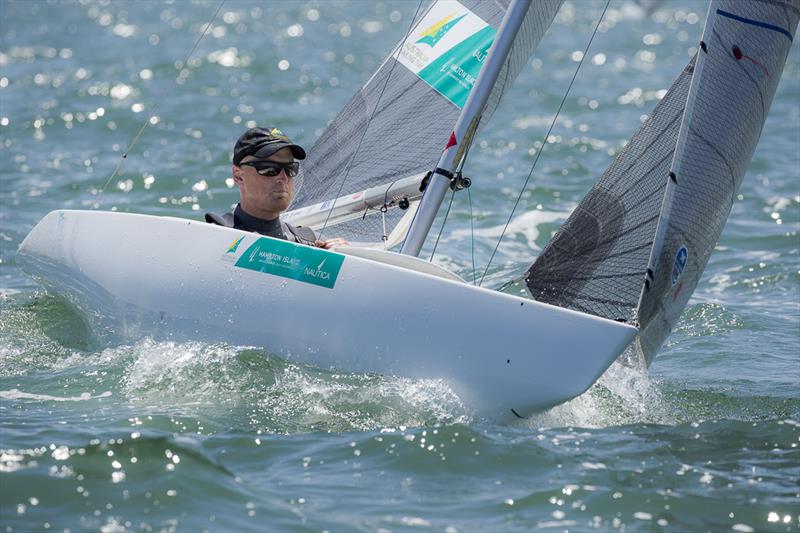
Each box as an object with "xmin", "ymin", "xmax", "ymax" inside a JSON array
[{"xmin": 233, "ymin": 204, "xmax": 286, "ymax": 239}]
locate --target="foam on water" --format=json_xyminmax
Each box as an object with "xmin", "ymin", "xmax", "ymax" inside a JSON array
[
  {"xmin": 0, "ymin": 389, "xmax": 112, "ymax": 402},
  {"xmin": 524, "ymin": 357, "xmax": 674, "ymax": 429},
  {"xmin": 0, "ymin": 296, "xmax": 472, "ymax": 432},
  {"xmin": 451, "ymin": 207, "xmax": 568, "ymax": 253},
  {"xmin": 76, "ymin": 338, "xmax": 471, "ymax": 433}
]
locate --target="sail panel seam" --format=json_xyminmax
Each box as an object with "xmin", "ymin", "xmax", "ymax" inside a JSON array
[
  {"xmin": 716, "ymin": 8, "xmax": 794, "ymax": 40},
  {"xmin": 687, "ymin": 126, "xmax": 739, "ymax": 206}
]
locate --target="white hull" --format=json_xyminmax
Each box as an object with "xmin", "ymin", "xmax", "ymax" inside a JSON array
[{"xmin": 18, "ymin": 210, "xmax": 637, "ymax": 419}]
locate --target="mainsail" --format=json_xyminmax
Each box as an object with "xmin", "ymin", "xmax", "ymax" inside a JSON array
[
  {"xmin": 291, "ymin": 0, "xmax": 563, "ymax": 243},
  {"xmin": 526, "ymin": 0, "xmax": 798, "ymax": 366},
  {"xmin": 637, "ymin": 0, "xmax": 799, "ymax": 363}
]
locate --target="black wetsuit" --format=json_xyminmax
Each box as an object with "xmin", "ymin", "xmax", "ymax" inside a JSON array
[{"xmin": 205, "ymin": 204, "xmax": 316, "ymax": 245}]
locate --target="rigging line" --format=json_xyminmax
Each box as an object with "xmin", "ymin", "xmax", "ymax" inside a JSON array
[
  {"xmin": 478, "ymin": 0, "xmax": 611, "ymax": 287},
  {"xmin": 381, "ymin": 177, "xmax": 402, "ymax": 207},
  {"xmin": 428, "ymin": 112, "xmax": 478, "ymax": 264},
  {"xmin": 429, "ymin": 188, "xmax": 457, "ymax": 262},
  {"xmin": 94, "ymin": 0, "xmax": 227, "ymax": 208},
  {"xmin": 316, "ymin": 0, "xmax": 426, "ymax": 241},
  {"xmin": 496, "ymin": 277, "xmax": 515, "ymax": 293},
  {"xmin": 458, "ymin": 124, "xmax": 478, "ymax": 284},
  {"xmin": 468, "ymin": 186, "xmax": 476, "ymax": 285}
]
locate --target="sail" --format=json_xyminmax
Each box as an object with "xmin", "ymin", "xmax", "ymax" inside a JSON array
[
  {"xmin": 637, "ymin": 0, "xmax": 799, "ymax": 364},
  {"xmin": 291, "ymin": 0, "xmax": 563, "ymax": 243},
  {"xmin": 524, "ymin": 59, "xmax": 696, "ymax": 322}
]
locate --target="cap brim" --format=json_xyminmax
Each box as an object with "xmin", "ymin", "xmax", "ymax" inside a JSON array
[{"xmin": 252, "ymin": 141, "xmax": 306, "ymax": 161}]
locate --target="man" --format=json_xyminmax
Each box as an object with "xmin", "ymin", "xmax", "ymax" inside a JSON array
[{"xmin": 206, "ymin": 126, "xmax": 346, "ymax": 249}]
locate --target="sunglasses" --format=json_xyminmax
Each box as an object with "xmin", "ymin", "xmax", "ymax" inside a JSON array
[{"xmin": 240, "ymin": 160, "xmax": 300, "ymax": 178}]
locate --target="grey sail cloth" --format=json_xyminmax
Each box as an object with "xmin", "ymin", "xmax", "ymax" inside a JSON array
[
  {"xmin": 525, "ymin": 58, "xmax": 696, "ymax": 323},
  {"xmin": 290, "ymin": 0, "xmax": 563, "ymax": 243},
  {"xmin": 526, "ymin": 0, "xmax": 798, "ymax": 367},
  {"xmin": 636, "ymin": 0, "xmax": 800, "ymax": 364}
]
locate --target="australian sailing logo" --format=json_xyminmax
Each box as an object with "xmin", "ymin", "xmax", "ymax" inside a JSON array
[
  {"xmin": 226, "ymin": 236, "xmax": 245, "ymax": 254},
  {"xmin": 269, "ymin": 127, "xmax": 289, "ymax": 141},
  {"xmin": 396, "ymin": 0, "xmax": 495, "ymax": 109},
  {"xmin": 671, "ymin": 245, "xmax": 688, "ymax": 285},
  {"xmin": 415, "ymin": 12, "xmax": 467, "ymax": 47},
  {"xmin": 221, "ymin": 235, "xmax": 247, "ymax": 262}
]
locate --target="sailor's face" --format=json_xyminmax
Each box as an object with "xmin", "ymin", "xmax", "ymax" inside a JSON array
[{"xmin": 233, "ymin": 147, "xmax": 295, "ymax": 220}]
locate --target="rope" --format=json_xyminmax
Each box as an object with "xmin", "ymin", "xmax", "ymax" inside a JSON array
[
  {"xmin": 468, "ymin": 186, "xmax": 476, "ymax": 285},
  {"xmin": 428, "ymin": 188, "xmax": 456, "ymax": 261},
  {"xmin": 427, "ymin": 111, "xmax": 479, "ymax": 262},
  {"xmin": 478, "ymin": 0, "xmax": 611, "ymax": 287},
  {"xmin": 316, "ymin": 0, "xmax": 426, "ymax": 240},
  {"xmin": 94, "ymin": 0, "xmax": 227, "ymax": 208},
  {"xmin": 380, "ymin": 206, "xmax": 389, "ymax": 246}
]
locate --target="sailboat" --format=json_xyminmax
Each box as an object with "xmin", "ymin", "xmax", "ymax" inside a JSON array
[{"xmin": 17, "ymin": 0, "xmax": 798, "ymax": 419}]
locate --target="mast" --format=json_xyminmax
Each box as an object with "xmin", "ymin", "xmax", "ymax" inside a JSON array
[{"xmin": 400, "ymin": 0, "xmax": 533, "ymax": 257}]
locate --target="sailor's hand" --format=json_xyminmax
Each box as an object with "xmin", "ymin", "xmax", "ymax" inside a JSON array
[{"xmin": 315, "ymin": 238, "xmax": 349, "ymax": 249}]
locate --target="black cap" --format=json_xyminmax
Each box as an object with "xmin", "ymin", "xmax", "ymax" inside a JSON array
[{"xmin": 232, "ymin": 126, "xmax": 306, "ymax": 165}]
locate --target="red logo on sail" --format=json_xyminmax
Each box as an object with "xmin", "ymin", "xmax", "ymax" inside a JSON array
[{"xmin": 732, "ymin": 45, "xmax": 770, "ymax": 78}]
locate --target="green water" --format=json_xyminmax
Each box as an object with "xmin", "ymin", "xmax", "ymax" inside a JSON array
[{"xmin": 1, "ymin": 1, "xmax": 798, "ymax": 531}]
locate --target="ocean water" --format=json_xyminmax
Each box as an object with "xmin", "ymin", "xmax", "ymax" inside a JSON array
[{"xmin": 1, "ymin": 1, "xmax": 799, "ymax": 532}]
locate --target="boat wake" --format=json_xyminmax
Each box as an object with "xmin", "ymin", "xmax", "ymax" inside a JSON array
[
  {"xmin": 0, "ymin": 389, "xmax": 112, "ymax": 402},
  {"xmin": 522, "ymin": 354, "xmax": 674, "ymax": 429},
  {"xmin": 113, "ymin": 339, "xmax": 473, "ymax": 433}
]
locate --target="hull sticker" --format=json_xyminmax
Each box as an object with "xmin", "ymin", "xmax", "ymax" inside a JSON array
[{"xmin": 234, "ymin": 237, "xmax": 345, "ymax": 289}]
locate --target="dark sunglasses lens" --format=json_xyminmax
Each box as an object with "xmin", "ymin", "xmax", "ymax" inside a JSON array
[
  {"xmin": 256, "ymin": 164, "xmax": 281, "ymax": 177},
  {"xmin": 244, "ymin": 161, "xmax": 299, "ymax": 177},
  {"xmin": 285, "ymin": 162, "xmax": 299, "ymax": 177}
]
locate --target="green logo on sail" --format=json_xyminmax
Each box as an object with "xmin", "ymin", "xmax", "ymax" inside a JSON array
[
  {"xmin": 417, "ymin": 25, "xmax": 496, "ymax": 108},
  {"xmin": 415, "ymin": 13, "xmax": 467, "ymax": 47},
  {"xmin": 234, "ymin": 237, "xmax": 345, "ymax": 289}
]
